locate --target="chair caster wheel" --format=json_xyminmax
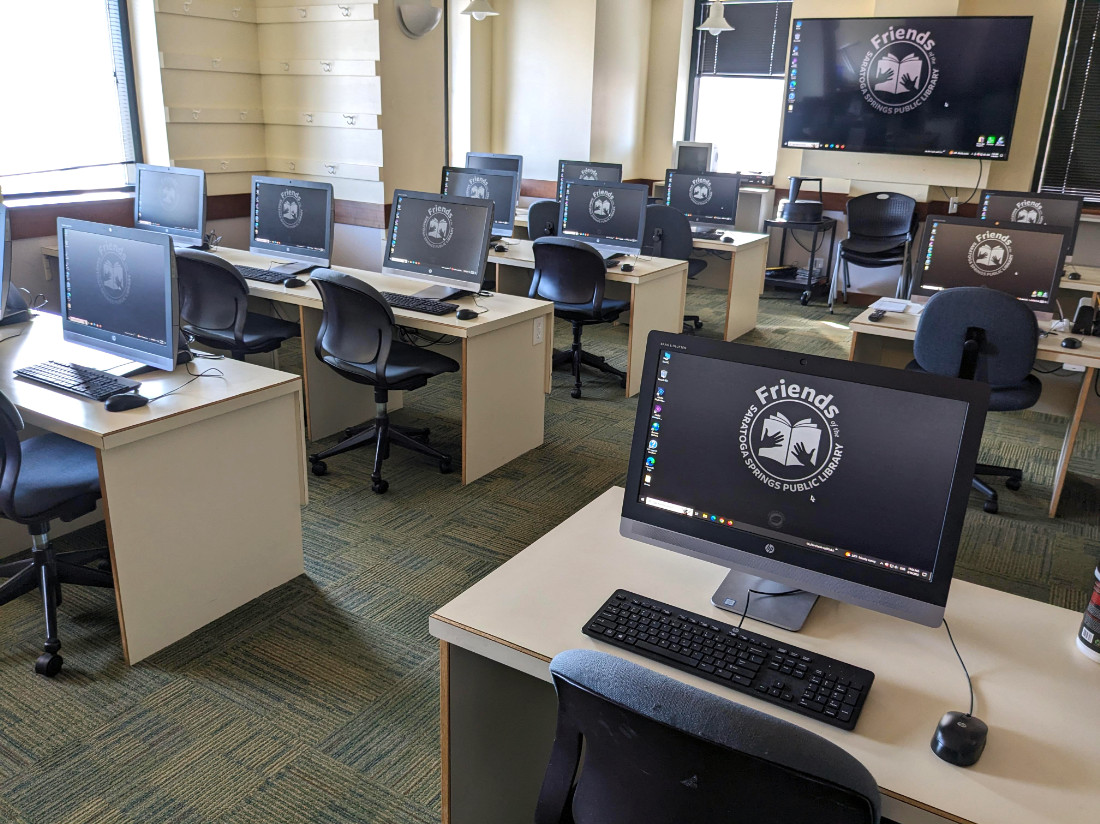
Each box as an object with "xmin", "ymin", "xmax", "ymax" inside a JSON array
[
  {"xmin": 800, "ymin": 292, "xmax": 810, "ymax": 306},
  {"xmin": 693, "ymin": 320, "xmax": 703, "ymax": 330},
  {"xmin": 35, "ymin": 652, "xmax": 63, "ymax": 677},
  {"xmin": 439, "ymin": 459, "xmax": 452, "ymax": 475},
  {"xmin": 1005, "ymin": 477, "xmax": 1021, "ymax": 491},
  {"xmin": 372, "ymin": 479, "xmax": 389, "ymax": 494},
  {"xmin": 983, "ymin": 500, "xmax": 998, "ymax": 514},
  {"xmin": 570, "ymin": 388, "xmax": 582, "ymax": 399},
  {"xmin": 310, "ymin": 460, "xmax": 328, "ymax": 476}
]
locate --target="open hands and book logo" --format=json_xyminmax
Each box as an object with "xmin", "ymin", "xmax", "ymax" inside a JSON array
[
  {"xmin": 579, "ymin": 167, "xmax": 600, "ymax": 181},
  {"xmin": 689, "ymin": 178, "xmax": 713, "ymax": 206},
  {"xmin": 589, "ymin": 190, "xmax": 617, "ymax": 224},
  {"xmin": 739, "ymin": 383, "xmax": 843, "ymax": 492},
  {"xmin": 858, "ymin": 26, "xmax": 938, "ymax": 114},
  {"xmin": 96, "ymin": 242, "xmax": 132, "ymax": 305},
  {"xmin": 464, "ymin": 176, "xmax": 491, "ymax": 200},
  {"xmin": 967, "ymin": 230, "xmax": 1014, "ymax": 277},
  {"xmin": 1011, "ymin": 200, "xmax": 1044, "ymax": 224},
  {"xmin": 422, "ymin": 205, "xmax": 455, "ymax": 248},
  {"xmin": 278, "ymin": 189, "xmax": 304, "ymax": 229},
  {"xmin": 159, "ymin": 179, "xmax": 179, "ymax": 209}
]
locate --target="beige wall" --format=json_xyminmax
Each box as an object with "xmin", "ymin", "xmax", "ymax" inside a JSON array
[{"xmin": 591, "ymin": 0, "xmax": 652, "ymax": 177}]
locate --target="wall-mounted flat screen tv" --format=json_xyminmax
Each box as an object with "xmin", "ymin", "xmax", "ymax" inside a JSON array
[{"xmin": 781, "ymin": 17, "xmax": 1032, "ymax": 160}]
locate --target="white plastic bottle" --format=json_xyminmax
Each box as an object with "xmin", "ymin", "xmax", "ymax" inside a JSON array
[{"xmin": 1077, "ymin": 564, "xmax": 1100, "ymax": 663}]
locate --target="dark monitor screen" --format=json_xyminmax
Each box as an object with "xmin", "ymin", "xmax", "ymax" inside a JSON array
[
  {"xmin": 249, "ymin": 176, "xmax": 334, "ymax": 266},
  {"xmin": 557, "ymin": 160, "xmax": 623, "ymax": 201},
  {"xmin": 134, "ymin": 164, "xmax": 205, "ymax": 245},
  {"xmin": 675, "ymin": 143, "xmax": 713, "ymax": 173},
  {"xmin": 1, "ymin": 205, "xmax": 11, "ymax": 321},
  {"xmin": 383, "ymin": 190, "xmax": 494, "ymax": 292},
  {"xmin": 465, "ymin": 153, "xmax": 523, "ymax": 202},
  {"xmin": 782, "ymin": 17, "xmax": 1032, "ymax": 160},
  {"xmin": 620, "ymin": 334, "xmax": 989, "ymax": 628},
  {"xmin": 664, "ymin": 169, "xmax": 741, "ymax": 227},
  {"xmin": 441, "ymin": 166, "xmax": 518, "ymax": 237},
  {"xmin": 913, "ymin": 216, "xmax": 1067, "ymax": 312},
  {"xmin": 57, "ymin": 219, "xmax": 179, "ymax": 371},
  {"xmin": 979, "ymin": 190, "xmax": 1083, "ymax": 257},
  {"xmin": 559, "ymin": 180, "xmax": 649, "ymax": 256}
]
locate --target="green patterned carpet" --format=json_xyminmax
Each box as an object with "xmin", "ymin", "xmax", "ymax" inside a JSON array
[{"xmin": 0, "ymin": 281, "xmax": 1097, "ymax": 822}]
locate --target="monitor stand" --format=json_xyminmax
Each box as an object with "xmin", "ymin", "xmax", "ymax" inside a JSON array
[
  {"xmin": 411, "ymin": 284, "xmax": 472, "ymax": 301},
  {"xmin": 0, "ymin": 289, "xmax": 32, "ymax": 327},
  {"xmin": 711, "ymin": 569, "xmax": 819, "ymax": 632}
]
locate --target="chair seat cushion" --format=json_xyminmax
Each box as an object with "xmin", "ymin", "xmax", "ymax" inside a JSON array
[
  {"xmin": 323, "ymin": 340, "xmax": 459, "ymax": 390},
  {"xmin": 840, "ymin": 234, "xmax": 908, "ymax": 255},
  {"xmin": 184, "ymin": 312, "xmax": 300, "ymax": 354},
  {"xmin": 906, "ymin": 362, "xmax": 1041, "ymax": 411},
  {"xmin": 553, "ymin": 298, "xmax": 630, "ymax": 323},
  {"xmin": 13, "ymin": 434, "xmax": 101, "ymax": 522}
]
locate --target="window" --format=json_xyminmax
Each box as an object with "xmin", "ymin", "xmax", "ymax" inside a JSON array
[
  {"xmin": 0, "ymin": 1, "xmax": 141, "ymax": 197},
  {"xmin": 1035, "ymin": 0, "xmax": 1100, "ymax": 201},
  {"xmin": 687, "ymin": 1, "xmax": 792, "ymax": 176}
]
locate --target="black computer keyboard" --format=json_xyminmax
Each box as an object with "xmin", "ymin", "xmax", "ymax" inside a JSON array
[
  {"xmin": 692, "ymin": 228, "xmax": 722, "ymax": 240},
  {"xmin": 236, "ymin": 265, "xmax": 294, "ymax": 284},
  {"xmin": 379, "ymin": 292, "xmax": 458, "ymax": 316},
  {"xmin": 14, "ymin": 361, "xmax": 141, "ymax": 401},
  {"xmin": 583, "ymin": 590, "xmax": 874, "ymax": 731}
]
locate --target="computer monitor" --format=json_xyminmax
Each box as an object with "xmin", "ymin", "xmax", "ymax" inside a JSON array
[
  {"xmin": 57, "ymin": 218, "xmax": 181, "ymax": 372},
  {"xmin": 465, "ymin": 153, "xmax": 523, "ymax": 207},
  {"xmin": 912, "ymin": 216, "xmax": 1068, "ymax": 316},
  {"xmin": 620, "ymin": 333, "xmax": 989, "ymax": 631},
  {"xmin": 978, "ymin": 190, "xmax": 1083, "ymax": 260},
  {"xmin": 556, "ymin": 160, "xmax": 623, "ymax": 201},
  {"xmin": 558, "ymin": 180, "xmax": 649, "ymax": 258},
  {"xmin": 249, "ymin": 176, "xmax": 335, "ymax": 271},
  {"xmin": 441, "ymin": 166, "xmax": 518, "ymax": 239},
  {"xmin": 382, "ymin": 190, "xmax": 495, "ymax": 300},
  {"xmin": 664, "ymin": 169, "xmax": 741, "ymax": 229},
  {"xmin": 672, "ymin": 141, "xmax": 717, "ymax": 173},
  {"xmin": 0, "ymin": 205, "xmax": 30, "ymax": 326},
  {"xmin": 134, "ymin": 164, "xmax": 206, "ymax": 249}
]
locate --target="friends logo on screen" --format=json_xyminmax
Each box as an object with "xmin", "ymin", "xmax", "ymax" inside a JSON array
[
  {"xmin": 278, "ymin": 189, "xmax": 304, "ymax": 229},
  {"xmin": 423, "ymin": 205, "xmax": 454, "ymax": 248},
  {"xmin": 464, "ymin": 176, "xmax": 491, "ymax": 200},
  {"xmin": 1011, "ymin": 200, "xmax": 1044, "ymax": 224},
  {"xmin": 689, "ymin": 177, "xmax": 713, "ymax": 206},
  {"xmin": 96, "ymin": 242, "xmax": 132, "ymax": 305},
  {"xmin": 968, "ymin": 231, "xmax": 1013, "ymax": 277},
  {"xmin": 858, "ymin": 25, "xmax": 939, "ymax": 115},
  {"xmin": 159, "ymin": 179, "xmax": 179, "ymax": 209},
  {"xmin": 738, "ymin": 380, "xmax": 843, "ymax": 493},
  {"xmin": 589, "ymin": 189, "xmax": 616, "ymax": 223},
  {"xmin": 578, "ymin": 167, "xmax": 600, "ymax": 181}
]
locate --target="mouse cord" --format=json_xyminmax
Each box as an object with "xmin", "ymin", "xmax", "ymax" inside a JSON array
[
  {"xmin": 145, "ymin": 364, "xmax": 226, "ymax": 403},
  {"xmin": 943, "ymin": 618, "xmax": 975, "ymax": 717},
  {"xmin": 735, "ymin": 586, "xmax": 805, "ymax": 634}
]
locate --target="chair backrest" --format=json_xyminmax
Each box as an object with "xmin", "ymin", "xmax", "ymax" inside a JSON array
[
  {"xmin": 530, "ymin": 237, "xmax": 608, "ymax": 309},
  {"xmin": 847, "ymin": 192, "xmax": 916, "ymax": 241},
  {"xmin": 528, "ymin": 199, "xmax": 560, "ymax": 240},
  {"xmin": 914, "ymin": 287, "xmax": 1039, "ymax": 386},
  {"xmin": 0, "ymin": 391, "xmax": 24, "ymax": 523},
  {"xmin": 643, "ymin": 204, "xmax": 693, "ymax": 261},
  {"xmin": 175, "ymin": 249, "xmax": 250, "ymax": 340},
  {"xmin": 310, "ymin": 268, "xmax": 395, "ymax": 371},
  {"xmin": 536, "ymin": 649, "xmax": 881, "ymax": 824}
]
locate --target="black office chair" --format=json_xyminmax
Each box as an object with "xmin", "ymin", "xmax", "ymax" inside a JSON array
[
  {"xmin": 528, "ymin": 199, "xmax": 559, "ymax": 240},
  {"xmin": 0, "ymin": 391, "xmax": 114, "ymax": 676},
  {"xmin": 644, "ymin": 204, "xmax": 707, "ymax": 332},
  {"xmin": 536, "ymin": 649, "xmax": 889, "ymax": 824},
  {"xmin": 908, "ymin": 287, "xmax": 1041, "ymax": 514},
  {"xmin": 176, "ymin": 249, "xmax": 300, "ymax": 361},
  {"xmin": 830, "ymin": 192, "xmax": 916, "ymax": 311},
  {"xmin": 306, "ymin": 269, "xmax": 458, "ymax": 493},
  {"xmin": 530, "ymin": 237, "xmax": 628, "ymax": 399}
]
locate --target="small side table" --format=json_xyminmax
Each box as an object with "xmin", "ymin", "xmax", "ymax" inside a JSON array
[{"xmin": 763, "ymin": 217, "xmax": 838, "ymax": 305}]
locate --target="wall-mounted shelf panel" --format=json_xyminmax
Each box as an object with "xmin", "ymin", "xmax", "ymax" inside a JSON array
[
  {"xmin": 280, "ymin": 175, "xmax": 383, "ymax": 204},
  {"xmin": 259, "ymin": 21, "xmax": 379, "ymax": 61},
  {"xmin": 154, "ymin": 0, "xmax": 258, "ymax": 23},
  {"xmin": 266, "ymin": 157, "xmax": 380, "ymax": 182},
  {"xmin": 156, "ymin": 16, "xmax": 260, "ymax": 60},
  {"xmin": 161, "ymin": 71, "xmax": 263, "ymax": 108},
  {"xmin": 171, "ymin": 156, "xmax": 269, "ymax": 174},
  {"xmin": 257, "ymin": 4, "xmax": 376, "ymax": 23},
  {"xmin": 261, "ymin": 75, "xmax": 381, "ymax": 112},
  {"xmin": 264, "ymin": 109, "xmax": 378, "ymax": 129},
  {"xmin": 160, "ymin": 53, "xmax": 261, "ymax": 74},
  {"xmin": 258, "ymin": 58, "xmax": 376, "ymax": 76},
  {"xmin": 167, "ymin": 124, "xmax": 267, "ymax": 157},
  {"xmin": 266, "ymin": 126, "xmax": 382, "ymax": 166},
  {"xmin": 255, "ymin": 0, "xmax": 377, "ymax": 9},
  {"xmin": 166, "ymin": 107, "xmax": 266, "ymax": 124},
  {"xmin": 205, "ymin": 173, "xmax": 258, "ymax": 198}
]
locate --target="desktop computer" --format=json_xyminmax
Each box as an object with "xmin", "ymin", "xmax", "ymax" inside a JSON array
[
  {"xmin": 134, "ymin": 164, "xmax": 206, "ymax": 250},
  {"xmin": 978, "ymin": 190, "xmax": 1083, "ymax": 261},
  {"xmin": 382, "ymin": 190, "xmax": 495, "ymax": 300},
  {"xmin": 911, "ymin": 216, "xmax": 1068, "ymax": 318},
  {"xmin": 465, "ymin": 153, "xmax": 523, "ymax": 208},
  {"xmin": 664, "ymin": 169, "xmax": 741, "ymax": 235},
  {"xmin": 672, "ymin": 141, "xmax": 717, "ymax": 173},
  {"xmin": 0, "ymin": 204, "xmax": 31, "ymax": 326},
  {"xmin": 558, "ymin": 180, "xmax": 648, "ymax": 258},
  {"xmin": 556, "ymin": 160, "xmax": 622, "ymax": 202},
  {"xmin": 441, "ymin": 166, "xmax": 518, "ymax": 239},
  {"xmin": 248, "ymin": 176, "xmax": 334, "ymax": 273}
]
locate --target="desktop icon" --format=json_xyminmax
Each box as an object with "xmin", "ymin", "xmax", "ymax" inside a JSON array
[
  {"xmin": 656, "ymin": 387, "xmax": 665, "ymax": 398},
  {"xmin": 653, "ymin": 404, "xmax": 663, "ymax": 414},
  {"xmin": 662, "ymin": 351, "xmax": 671, "ymax": 361},
  {"xmin": 644, "ymin": 474, "xmax": 652, "ymax": 484},
  {"xmin": 660, "ymin": 369, "xmax": 668, "ymax": 379},
  {"xmin": 645, "ymin": 456, "xmax": 655, "ymax": 467},
  {"xmin": 651, "ymin": 421, "xmax": 660, "ymax": 431},
  {"xmin": 648, "ymin": 439, "xmax": 659, "ymax": 450}
]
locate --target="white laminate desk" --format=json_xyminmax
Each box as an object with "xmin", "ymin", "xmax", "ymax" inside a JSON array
[
  {"xmin": 689, "ymin": 229, "xmax": 770, "ymax": 338},
  {"xmin": 487, "ymin": 241, "xmax": 688, "ymax": 397},
  {"xmin": 430, "ymin": 487, "xmax": 1100, "ymax": 824},
  {"xmin": 848, "ymin": 307, "xmax": 1100, "ymax": 518},
  {"xmin": 0, "ymin": 313, "xmax": 307, "ymax": 663},
  {"xmin": 1060, "ymin": 264, "xmax": 1100, "ymax": 300}
]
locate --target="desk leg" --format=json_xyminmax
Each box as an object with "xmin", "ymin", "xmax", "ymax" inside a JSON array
[
  {"xmin": 100, "ymin": 392, "xmax": 305, "ymax": 664},
  {"xmin": 461, "ymin": 314, "xmax": 548, "ymax": 484},
  {"xmin": 1048, "ymin": 366, "xmax": 1095, "ymax": 518},
  {"xmin": 625, "ymin": 268, "xmax": 687, "ymax": 397},
  {"xmin": 723, "ymin": 240, "xmax": 768, "ymax": 341}
]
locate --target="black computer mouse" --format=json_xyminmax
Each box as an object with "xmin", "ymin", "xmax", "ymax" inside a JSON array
[
  {"xmin": 620, "ymin": 263, "xmax": 635, "ymax": 272},
  {"xmin": 493, "ymin": 244, "xmax": 507, "ymax": 253},
  {"xmin": 1062, "ymin": 337, "xmax": 1083, "ymax": 349},
  {"xmin": 456, "ymin": 308, "xmax": 479, "ymax": 320},
  {"xmin": 931, "ymin": 711, "xmax": 988, "ymax": 767},
  {"xmin": 104, "ymin": 393, "xmax": 150, "ymax": 412},
  {"xmin": 283, "ymin": 277, "xmax": 306, "ymax": 288},
  {"xmin": 1067, "ymin": 271, "xmax": 1082, "ymax": 280},
  {"xmin": 721, "ymin": 235, "xmax": 734, "ymax": 243}
]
